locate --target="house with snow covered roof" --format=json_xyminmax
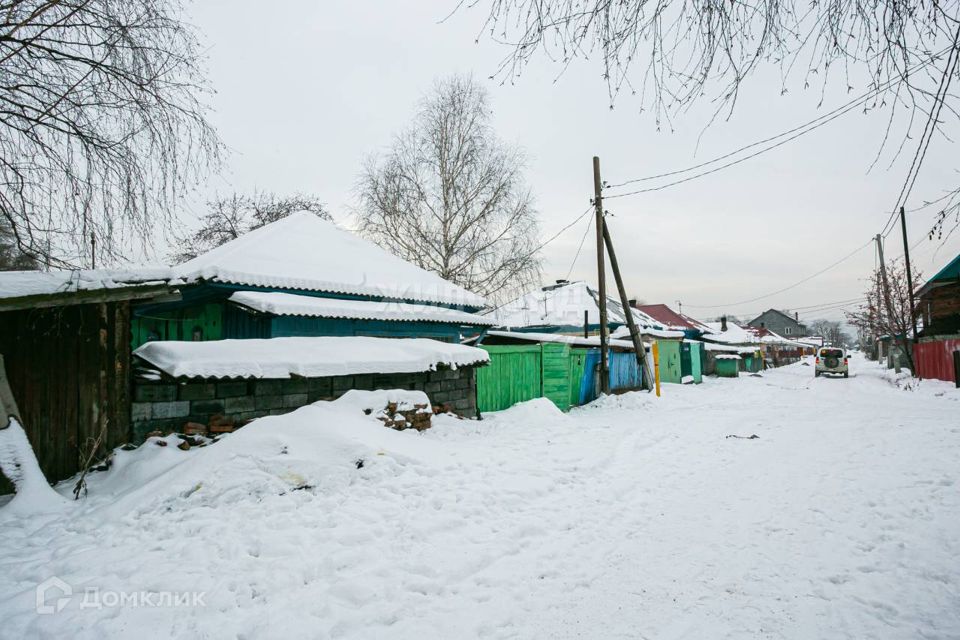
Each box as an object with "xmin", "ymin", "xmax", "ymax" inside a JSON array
[
  {"xmin": 0, "ymin": 214, "xmax": 494, "ymax": 490},
  {"xmin": 132, "ymin": 211, "xmax": 493, "ymax": 346},
  {"xmin": 485, "ymin": 279, "xmax": 661, "ymax": 335}
]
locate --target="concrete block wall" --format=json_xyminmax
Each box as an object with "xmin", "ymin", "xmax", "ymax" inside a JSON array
[{"xmin": 131, "ymin": 366, "xmax": 477, "ymax": 442}]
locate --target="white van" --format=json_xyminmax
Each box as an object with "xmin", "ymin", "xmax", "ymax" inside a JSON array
[{"xmin": 815, "ymin": 347, "xmax": 848, "ymax": 378}]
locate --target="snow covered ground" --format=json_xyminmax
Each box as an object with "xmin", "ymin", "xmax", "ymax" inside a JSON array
[{"xmin": 1, "ymin": 354, "xmax": 958, "ymax": 639}]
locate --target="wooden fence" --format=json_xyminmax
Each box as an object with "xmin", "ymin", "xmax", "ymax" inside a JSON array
[
  {"xmin": 914, "ymin": 337, "xmax": 960, "ymax": 384},
  {"xmin": 477, "ymin": 343, "xmax": 645, "ymax": 414}
]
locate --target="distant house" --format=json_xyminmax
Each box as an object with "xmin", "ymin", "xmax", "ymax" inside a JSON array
[
  {"xmin": 701, "ymin": 318, "xmax": 764, "ymax": 374},
  {"xmin": 747, "ymin": 309, "xmax": 808, "ymax": 337},
  {"xmin": 632, "ymin": 303, "xmax": 712, "ymax": 339},
  {"xmin": 914, "ymin": 252, "xmax": 960, "ymax": 383},
  {"xmin": 628, "ymin": 303, "xmax": 709, "ymax": 383}
]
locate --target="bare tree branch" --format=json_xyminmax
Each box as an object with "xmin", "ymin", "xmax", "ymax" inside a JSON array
[
  {"xmin": 172, "ymin": 192, "xmax": 331, "ymax": 263},
  {"xmin": 0, "ymin": 0, "xmax": 223, "ymax": 267}
]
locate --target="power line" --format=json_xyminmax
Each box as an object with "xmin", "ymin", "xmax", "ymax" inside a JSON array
[
  {"xmin": 531, "ymin": 205, "xmax": 593, "ymax": 257},
  {"xmin": 565, "ymin": 213, "xmax": 593, "ymax": 280},
  {"xmin": 603, "ymin": 47, "xmax": 953, "ymax": 199},
  {"xmin": 881, "ymin": 24, "xmax": 960, "ymax": 238},
  {"xmin": 683, "ymin": 239, "xmax": 874, "ymax": 310}
]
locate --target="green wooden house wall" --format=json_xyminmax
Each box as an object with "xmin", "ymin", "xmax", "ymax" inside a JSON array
[
  {"xmin": 131, "ymin": 302, "xmax": 223, "ymax": 348},
  {"xmin": 131, "ymin": 284, "xmax": 482, "ymax": 348}
]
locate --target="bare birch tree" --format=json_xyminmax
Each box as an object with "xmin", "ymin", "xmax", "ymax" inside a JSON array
[
  {"xmin": 173, "ymin": 192, "xmax": 330, "ymax": 263},
  {"xmin": 357, "ymin": 75, "xmax": 541, "ymax": 302},
  {"xmin": 0, "ymin": 0, "xmax": 222, "ymax": 268}
]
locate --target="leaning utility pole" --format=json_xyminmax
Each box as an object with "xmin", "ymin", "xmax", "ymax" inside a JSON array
[
  {"xmin": 876, "ymin": 233, "xmax": 913, "ymax": 373},
  {"xmin": 603, "ymin": 220, "xmax": 654, "ymax": 391},
  {"xmin": 593, "ymin": 156, "xmax": 610, "ymax": 394},
  {"xmin": 876, "ymin": 234, "xmax": 896, "ymax": 330},
  {"xmin": 899, "ymin": 206, "xmax": 919, "ymax": 343}
]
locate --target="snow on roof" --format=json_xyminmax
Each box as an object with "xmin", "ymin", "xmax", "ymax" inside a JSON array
[
  {"xmin": 610, "ymin": 324, "xmax": 685, "ymax": 340},
  {"xmin": 485, "ymin": 330, "xmax": 648, "ymax": 350},
  {"xmin": 133, "ymin": 337, "xmax": 490, "ymax": 380},
  {"xmin": 0, "ymin": 268, "xmax": 175, "ymax": 302},
  {"xmin": 704, "ymin": 343, "xmax": 758, "ymax": 354},
  {"xmin": 715, "ymin": 354, "xmax": 742, "ymax": 360},
  {"xmin": 485, "ymin": 281, "xmax": 631, "ymax": 328},
  {"xmin": 174, "ymin": 212, "xmax": 486, "ymax": 308},
  {"xmin": 229, "ymin": 291, "xmax": 494, "ymax": 326},
  {"xmin": 749, "ymin": 327, "xmax": 811, "ymax": 348},
  {"xmin": 702, "ymin": 321, "xmax": 761, "ymax": 345}
]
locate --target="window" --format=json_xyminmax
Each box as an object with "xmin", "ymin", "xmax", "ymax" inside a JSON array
[{"xmin": 784, "ymin": 327, "xmax": 792, "ymax": 335}]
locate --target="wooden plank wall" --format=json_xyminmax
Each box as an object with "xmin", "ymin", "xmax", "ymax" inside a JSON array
[
  {"xmin": 476, "ymin": 345, "xmax": 542, "ymax": 413},
  {"xmin": 0, "ymin": 301, "xmax": 132, "ymax": 492}
]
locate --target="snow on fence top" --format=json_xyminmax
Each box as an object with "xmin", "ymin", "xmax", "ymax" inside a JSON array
[
  {"xmin": 174, "ymin": 212, "xmax": 486, "ymax": 309},
  {"xmin": 133, "ymin": 336, "xmax": 490, "ymax": 380},
  {"xmin": 229, "ymin": 291, "xmax": 495, "ymax": 326},
  {"xmin": 0, "ymin": 268, "xmax": 175, "ymax": 302}
]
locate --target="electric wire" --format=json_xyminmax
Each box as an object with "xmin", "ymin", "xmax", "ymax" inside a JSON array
[{"xmin": 603, "ymin": 46, "xmax": 954, "ymax": 197}]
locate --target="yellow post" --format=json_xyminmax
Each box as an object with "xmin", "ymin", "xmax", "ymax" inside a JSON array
[{"xmin": 652, "ymin": 341, "xmax": 661, "ymax": 397}]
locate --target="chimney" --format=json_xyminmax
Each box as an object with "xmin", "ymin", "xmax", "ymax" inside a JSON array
[
  {"xmin": 628, "ymin": 298, "xmax": 637, "ymax": 307},
  {"xmin": 795, "ymin": 311, "xmax": 799, "ymax": 321},
  {"xmin": 721, "ymin": 316, "xmax": 728, "ymax": 332}
]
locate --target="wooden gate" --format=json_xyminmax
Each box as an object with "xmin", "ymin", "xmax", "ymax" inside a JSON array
[
  {"xmin": 476, "ymin": 345, "xmax": 543, "ymax": 412},
  {"xmin": 0, "ymin": 302, "xmax": 132, "ymax": 492}
]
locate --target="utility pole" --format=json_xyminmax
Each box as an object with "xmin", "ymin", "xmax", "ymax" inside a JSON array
[
  {"xmin": 899, "ymin": 206, "xmax": 919, "ymax": 343},
  {"xmin": 877, "ymin": 233, "xmax": 912, "ymax": 373},
  {"xmin": 603, "ymin": 220, "xmax": 654, "ymax": 391},
  {"xmin": 593, "ymin": 156, "xmax": 609, "ymax": 394},
  {"xmin": 90, "ymin": 232, "xmax": 96, "ymax": 270}
]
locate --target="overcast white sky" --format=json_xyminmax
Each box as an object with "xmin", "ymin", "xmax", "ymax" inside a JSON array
[{"xmin": 183, "ymin": 1, "xmax": 960, "ymax": 324}]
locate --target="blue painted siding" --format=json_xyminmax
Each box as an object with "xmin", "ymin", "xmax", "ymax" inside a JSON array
[{"xmin": 578, "ymin": 348, "xmax": 643, "ymax": 404}]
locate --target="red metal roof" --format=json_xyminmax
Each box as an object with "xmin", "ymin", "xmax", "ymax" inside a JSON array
[{"xmin": 633, "ymin": 304, "xmax": 711, "ymax": 332}]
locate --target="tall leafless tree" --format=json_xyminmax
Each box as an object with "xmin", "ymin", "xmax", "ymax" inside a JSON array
[
  {"xmin": 357, "ymin": 75, "xmax": 541, "ymax": 303},
  {"xmin": 847, "ymin": 258, "xmax": 920, "ymax": 371},
  {"xmin": 807, "ymin": 318, "xmax": 851, "ymax": 347},
  {"xmin": 172, "ymin": 192, "xmax": 330, "ymax": 263},
  {"xmin": 0, "ymin": 0, "xmax": 222, "ymax": 268}
]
